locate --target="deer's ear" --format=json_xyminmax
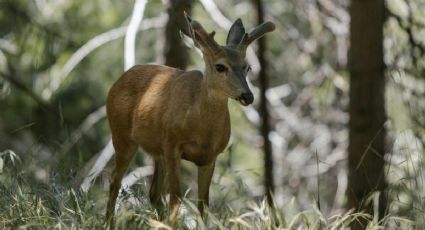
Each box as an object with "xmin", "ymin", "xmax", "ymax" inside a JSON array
[
  {"xmin": 226, "ymin": 18, "xmax": 245, "ymax": 47},
  {"xmin": 184, "ymin": 12, "xmax": 220, "ymax": 53}
]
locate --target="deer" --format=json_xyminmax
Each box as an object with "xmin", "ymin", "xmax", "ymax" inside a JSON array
[{"xmin": 105, "ymin": 13, "xmax": 275, "ymax": 225}]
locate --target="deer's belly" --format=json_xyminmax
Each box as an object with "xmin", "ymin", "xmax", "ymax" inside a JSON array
[
  {"xmin": 130, "ymin": 124, "xmax": 162, "ymax": 156},
  {"xmin": 181, "ymin": 141, "xmax": 224, "ymax": 166}
]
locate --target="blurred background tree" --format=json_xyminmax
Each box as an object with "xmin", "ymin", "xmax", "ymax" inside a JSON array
[
  {"xmin": 348, "ymin": 0, "xmax": 386, "ymax": 229},
  {"xmin": 0, "ymin": 0, "xmax": 424, "ymax": 228},
  {"xmin": 163, "ymin": 0, "xmax": 192, "ymax": 69}
]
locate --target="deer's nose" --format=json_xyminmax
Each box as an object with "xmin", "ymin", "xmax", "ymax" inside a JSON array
[
  {"xmin": 241, "ymin": 92, "xmax": 254, "ymax": 104},
  {"xmin": 238, "ymin": 92, "xmax": 254, "ymax": 106}
]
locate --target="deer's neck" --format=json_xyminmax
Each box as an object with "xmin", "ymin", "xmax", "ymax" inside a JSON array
[{"xmin": 199, "ymin": 70, "xmax": 228, "ymax": 111}]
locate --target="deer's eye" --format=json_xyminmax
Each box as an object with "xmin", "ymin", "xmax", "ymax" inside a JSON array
[
  {"xmin": 215, "ymin": 64, "xmax": 227, "ymax": 73},
  {"xmin": 242, "ymin": 65, "xmax": 251, "ymax": 74},
  {"xmin": 246, "ymin": 65, "xmax": 252, "ymax": 73}
]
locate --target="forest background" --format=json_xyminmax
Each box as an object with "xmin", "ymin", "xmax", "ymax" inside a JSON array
[{"xmin": 0, "ymin": 0, "xmax": 424, "ymax": 229}]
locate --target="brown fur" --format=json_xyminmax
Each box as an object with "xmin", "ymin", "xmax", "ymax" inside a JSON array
[
  {"xmin": 105, "ymin": 16, "xmax": 275, "ymax": 226},
  {"xmin": 107, "ymin": 64, "xmax": 231, "ymax": 164}
]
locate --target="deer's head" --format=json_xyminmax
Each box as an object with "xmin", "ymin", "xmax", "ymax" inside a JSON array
[{"xmin": 185, "ymin": 14, "xmax": 275, "ymax": 106}]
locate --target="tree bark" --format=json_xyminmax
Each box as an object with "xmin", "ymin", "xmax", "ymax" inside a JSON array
[
  {"xmin": 163, "ymin": 0, "xmax": 193, "ymax": 70},
  {"xmin": 348, "ymin": 0, "xmax": 387, "ymax": 228},
  {"xmin": 252, "ymin": 0, "xmax": 274, "ymax": 206}
]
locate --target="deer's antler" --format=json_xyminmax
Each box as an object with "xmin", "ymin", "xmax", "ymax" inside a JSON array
[{"xmin": 238, "ymin": 21, "xmax": 276, "ymax": 50}]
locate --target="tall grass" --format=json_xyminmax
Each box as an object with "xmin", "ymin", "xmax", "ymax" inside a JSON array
[{"xmin": 0, "ymin": 150, "xmax": 417, "ymax": 230}]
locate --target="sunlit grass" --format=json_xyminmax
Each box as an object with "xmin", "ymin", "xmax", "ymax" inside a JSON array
[
  {"xmin": 0, "ymin": 177, "xmax": 416, "ymax": 229},
  {"xmin": 0, "ymin": 149, "xmax": 419, "ymax": 229}
]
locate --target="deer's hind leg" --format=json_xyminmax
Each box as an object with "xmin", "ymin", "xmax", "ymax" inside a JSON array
[
  {"xmin": 105, "ymin": 135, "xmax": 137, "ymax": 226},
  {"xmin": 163, "ymin": 143, "xmax": 182, "ymax": 221}
]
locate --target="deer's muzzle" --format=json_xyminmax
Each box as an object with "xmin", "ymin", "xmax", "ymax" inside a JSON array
[{"xmin": 236, "ymin": 92, "xmax": 254, "ymax": 106}]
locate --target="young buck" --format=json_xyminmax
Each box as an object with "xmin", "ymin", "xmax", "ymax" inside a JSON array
[{"xmin": 105, "ymin": 14, "xmax": 275, "ymax": 224}]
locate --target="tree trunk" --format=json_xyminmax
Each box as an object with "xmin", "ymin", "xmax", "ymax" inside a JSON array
[
  {"xmin": 348, "ymin": 0, "xmax": 387, "ymax": 228},
  {"xmin": 252, "ymin": 0, "xmax": 274, "ymax": 206},
  {"xmin": 163, "ymin": 0, "xmax": 193, "ymax": 70}
]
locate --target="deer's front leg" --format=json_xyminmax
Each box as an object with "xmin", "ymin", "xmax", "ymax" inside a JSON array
[
  {"xmin": 164, "ymin": 144, "xmax": 181, "ymax": 220},
  {"xmin": 197, "ymin": 159, "xmax": 216, "ymax": 216}
]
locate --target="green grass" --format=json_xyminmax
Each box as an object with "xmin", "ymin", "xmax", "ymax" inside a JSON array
[
  {"xmin": 0, "ymin": 174, "xmax": 416, "ymax": 229},
  {"xmin": 0, "ymin": 149, "xmax": 419, "ymax": 229}
]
